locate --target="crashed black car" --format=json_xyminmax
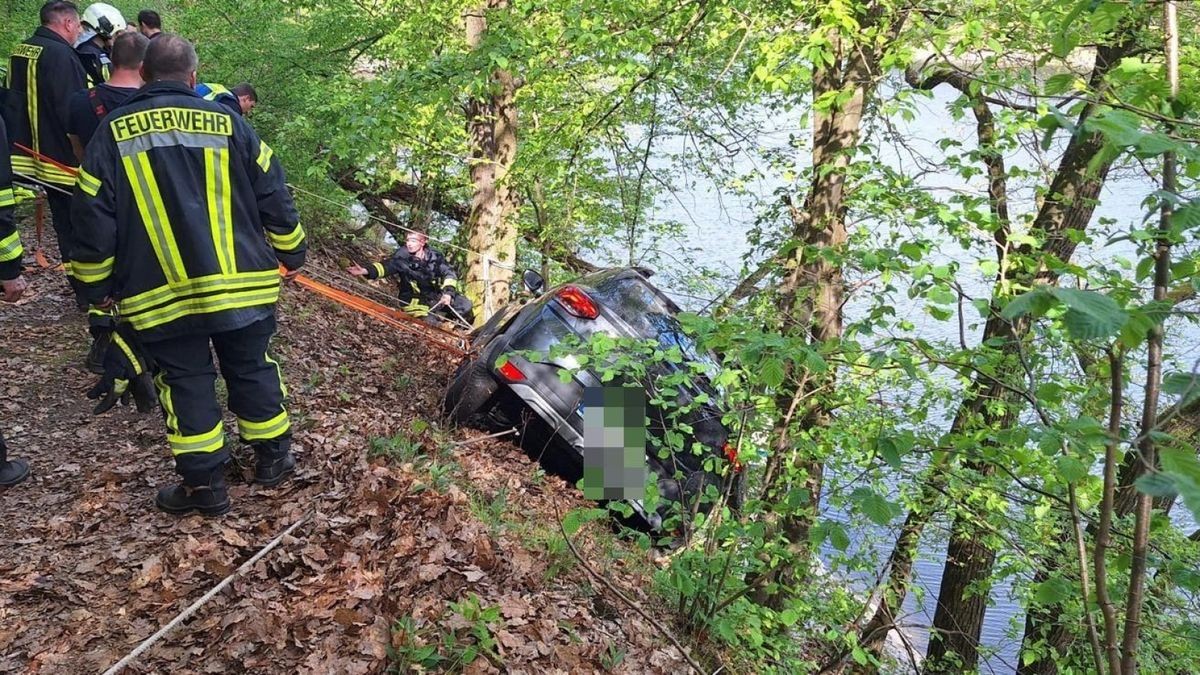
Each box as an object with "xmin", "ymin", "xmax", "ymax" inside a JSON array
[{"xmin": 444, "ymin": 267, "xmax": 741, "ymax": 528}]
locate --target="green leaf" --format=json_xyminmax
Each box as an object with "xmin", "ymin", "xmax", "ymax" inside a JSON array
[
  {"xmin": 1034, "ymin": 576, "xmax": 1073, "ymax": 605},
  {"xmin": 877, "ymin": 436, "xmax": 903, "ymax": 469},
  {"xmin": 1050, "ymin": 31, "xmax": 1078, "ymax": 58},
  {"xmin": 1160, "ymin": 448, "xmax": 1200, "ymax": 524},
  {"xmin": 1050, "ymin": 287, "xmax": 1128, "ymax": 340},
  {"xmin": 853, "ymin": 488, "xmax": 902, "ymax": 526},
  {"xmin": 1170, "ymin": 203, "xmax": 1200, "ymax": 232},
  {"xmin": 1044, "ymin": 73, "xmax": 1075, "ymax": 95},
  {"xmin": 1055, "ymin": 455, "xmax": 1089, "ymax": 484},
  {"xmin": 1001, "ymin": 288, "xmax": 1053, "ymax": 320},
  {"xmin": 761, "ymin": 357, "xmax": 786, "ymax": 388},
  {"xmin": 1134, "ymin": 472, "xmax": 1177, "ymax": 498},
  {"xmin": 1086, "ymin": 109, "xmax": 1144, "ymax": 147},
  {"xmin": 1162, "ymin": 372, "xmax": 1200, "ymax": 407}
]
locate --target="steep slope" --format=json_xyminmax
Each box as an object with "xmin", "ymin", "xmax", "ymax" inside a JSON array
[{"xmin": 0, "ymin": 229, "xmax": 691, "ymax": 674}]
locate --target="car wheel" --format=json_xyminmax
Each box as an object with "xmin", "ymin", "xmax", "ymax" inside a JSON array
[{"xmin": 444, "ymin": 359, "xmax": 501, "ymax": 428}]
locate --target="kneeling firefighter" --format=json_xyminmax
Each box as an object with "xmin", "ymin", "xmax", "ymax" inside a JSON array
[{"xmin": 347, "ymin": 231, "xmax": 474, "ymax": 327}]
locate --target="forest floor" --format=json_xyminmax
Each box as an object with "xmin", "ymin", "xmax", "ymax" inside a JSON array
[{"xmin": 0, "ymin": 218, "xmax": 692, "ymax": 674}]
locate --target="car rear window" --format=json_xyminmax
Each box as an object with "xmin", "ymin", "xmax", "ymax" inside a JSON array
[{"xmin": 590, "ymin": 277, "xmax": 715, "ymax": 367}]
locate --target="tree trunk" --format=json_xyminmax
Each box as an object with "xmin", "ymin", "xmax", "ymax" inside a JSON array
[
  {"xmin": 853, "ymin": 28, "xmax": 1138, "ymax": 671},
  {"xmin": 753, "ymin": 12, "xmax": 902, "ymax": 607},
  {"xmin": 463, "ymin": 1, "xmax": 518, "ymax": 325},
  {"xmin": 927, "ymin": 34, "xmax": 1131, "ymax": 668}
]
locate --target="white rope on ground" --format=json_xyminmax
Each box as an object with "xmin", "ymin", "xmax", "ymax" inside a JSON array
[
  {"xmin": 447, "ymin": 428, "xmax": 518, "ymax": 448},
  {"xmin": 100, "ymin": 512, "xmax": 312, "ymax": 675}
]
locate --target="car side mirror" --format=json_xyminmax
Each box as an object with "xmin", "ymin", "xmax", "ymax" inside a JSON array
[{"xmin": 522, "ymin": 269, "xmax": 545, "ymax": 295}]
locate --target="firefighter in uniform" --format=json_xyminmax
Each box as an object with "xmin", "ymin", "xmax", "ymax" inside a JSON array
[
  {"xmin": 71, "ymin": 34, "xmax": 306, "ymax": 516},
  {"xmin": 195, "ymin": 82, "xmax": 258, "ymax": 117},
  {"xmin": 5, "ymin": 1, "xmax": 112, "ymax": 370},
  {"xmin": 75, "ymin": 3, "xmax": 128, "ymax": 86},
  {"xmin": 347, "ymin": 231, "xmax": 474, "ymax": 326},
  {"xmin": 1, "ymin": 116, "xmax": 32, "ymax": 487}
]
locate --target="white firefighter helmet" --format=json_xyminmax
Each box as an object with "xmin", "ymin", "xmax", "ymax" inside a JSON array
[{"xmin": 80, "ymin": 3, "xmax": 128, "ymax": 38}]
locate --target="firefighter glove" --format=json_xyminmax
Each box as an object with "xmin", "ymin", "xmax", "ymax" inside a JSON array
[{"xmin": 87, "ymin": 326, "xmax": 157, "ymax": 414}]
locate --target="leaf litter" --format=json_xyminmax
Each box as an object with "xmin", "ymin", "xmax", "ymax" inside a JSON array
[{"xmin": 0, "ymin": 226, "xmax": 689, "ymax": 674}]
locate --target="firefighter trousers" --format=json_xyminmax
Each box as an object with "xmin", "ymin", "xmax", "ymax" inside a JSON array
[
  {"xmin": 47, "ymin": 191, "xmax": 112, "ymax": 332},
  {"xmin": 141, "ymin": 314, "xmax": 291, "ymax": 484}
]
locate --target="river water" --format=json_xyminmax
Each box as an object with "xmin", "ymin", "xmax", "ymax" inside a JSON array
[{"xmin": 607, "ymin": 83, "xmax": 1199, "ymax": 673}]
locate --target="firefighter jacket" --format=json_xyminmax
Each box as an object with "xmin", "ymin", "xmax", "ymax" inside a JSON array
[
  {"xmin": 195, "ymin": 83, "xmax": 241, "ymax": 116},
  {"xmin": 4, "ymin": 27, "xmax": 87, "ymax": 186},
  {"xmin": 70, "ymin": 81, "xmax": 306, "ymax": 341},
  {"xmin": 0, "ymin": 117, "xmax": 24, "ymax": 280},
  {"xmin": 75, "ymin": 35, "xmax": 110, "ymax": 87},
  {"xmin": 363, "ymin": 245, "xmax": 460, "ymax": 304}
]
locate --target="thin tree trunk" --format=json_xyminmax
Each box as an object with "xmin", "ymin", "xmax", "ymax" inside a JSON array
[
  {"xmin": 856, "ymin": 29, "xmax": 1138, "ymax": 671},
  {"xmin": 1120, "ymin": 5, "xmax": 1177, "ymax": 671},
  {"xmin": 463, "ymin": 2, "xmax": 518, "ymax": 325},
  {"xmin": 1097, "ymin": 350, "xmax": 1124, "ymax": 675},
  {"xmin": 753, "ymin": 19, "xmax": 884, "ymax": 608}
]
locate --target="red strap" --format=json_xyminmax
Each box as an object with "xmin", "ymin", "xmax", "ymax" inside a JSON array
[{"xmin": 88, "ymin": 88, "xmax": 108, "ymax": 120}]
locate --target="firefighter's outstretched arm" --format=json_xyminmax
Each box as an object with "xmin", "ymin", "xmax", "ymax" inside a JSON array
[
  {"xmin": 69, "ymin": 132, "xmax": 118, "ymax": 306},
  {"xmin": 240, "ymin": 121, "xmax": 305, "ymax": 271}
]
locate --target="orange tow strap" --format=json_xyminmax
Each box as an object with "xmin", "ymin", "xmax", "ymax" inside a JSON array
[
  {"xmin": 33, "ymin": 195, "xmax": 51, "ymax": 269},
  {"xmin": 14, "ymin": 142, "xmax": 79, "ymax": 177},
  {"xmin": 13, "ymin": 144, "xmax": 74, "ymax": 270},
  {"xmin": 13, "ymin": 143, "xmax": 466, "ymax": 354},
  {"xmin": 283, "ymin": 269, "xmax": 467, "ymax": 356}
]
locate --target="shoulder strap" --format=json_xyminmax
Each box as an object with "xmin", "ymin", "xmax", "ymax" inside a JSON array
[{"xmin": 88, "ymin": 87, "xmax": 108, "ymax": 119}]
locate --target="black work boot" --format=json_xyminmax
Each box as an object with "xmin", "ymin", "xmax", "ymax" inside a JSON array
[
  {"xmin": 254, "ymin": 439, "xmax": 296, "ymax": 487},
  {"xmin": 0, "ymin": 436, "xmax": 30, "ymax": 487},
  {"xmin": 155, "ymin": 474, "xmax": 231, "ymax": 516},
  {"xmin": 85, "ymin": 330, "xmax": 112, "ymax": 375},
  {"xmin": 0, "ymin": 458, "xmax": 30, "ymax": 487}
]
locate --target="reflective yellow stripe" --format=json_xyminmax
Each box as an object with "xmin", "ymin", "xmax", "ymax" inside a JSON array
[
  {"xmin": 202, "ymin": 83, "xmax": 231, "ymax": 99},
  {"xmin": 27, "ymin": 51, "xmax": 39, "ymax": 163},
  {"xmin": 111, "ymin": 332, "xmax": 143, "ymax": 376},
  {"xmin": 0, "ymin": 231, "xmax": 23, "ymax": 263},
  {"xmin": 441, "ymin": 278, "xmax": 458, "ymax": 290},
  {"xmin": 87, "ymin": 307, "xmax": 114, "ymax": 318},
  {"xmin": 256, "ymin": 141, "xmax": 274, "ymax": 172},
  {"xmin": 63, "ymin": 261, "xmax": 74, "ymax": 278},
  {"xmin": 237, "ymin": 410, "xmax": 289, "ymax": 441},
  {"xmin": 76, "ymin": 167, "xmax": 101, "ymax": 196},
  {"xmin": 169, "ymin": 420, "xmax": 224, "ymax": 456},
  {"xmin": 205, "ymin": 147, "xmax": 236, "ymax": 274},
  {"xmin": 33, "ymin": 163, "xmax": 77, "ymax": 186},
  {"xmin": 266, "ymin": 223, "xmax": 305, "ymax": 252},
  {"xmin": 118, "ymin": 269, "xmax": 280, "ymax": 315},
  {"xmin": 0, "ymin": 188, "xmax": 15, "ymax": 208},
  {"xmin": 372, "ymin": 262, "xmax": 385, "ymax": 278},
  {"xmin": 72, "ymin": 256, "xmax": 114, "ymax": 283},
  {"xmin": 123, "ymin": 152, "xmax": 186, "ymax": 283},
  {"xmin": 124, "ymin": 286, "xmax": 280, "ymax": 331},
  {"xmin": 9, "ymin": 156, "xmax": 36, "ymax": 174},
  {"xmin": 13, "ymin": 186, "xmax": 37, "ymax": 204},
  {"xmin": 403, "ymin": 299, "xmax": 429, "ymax": 317},
  {"xmin": 155, "ymin": 371, "xmax": 178, "ymax": 432},
  {"xmin": 265, "ymin": 351, "xmax": 288, "ymax": 398},
  {"xmin": 11, "ymin": 155, "xmax": 76, "ymax": 186}
]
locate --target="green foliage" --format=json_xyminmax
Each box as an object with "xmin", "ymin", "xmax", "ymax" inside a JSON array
[{"xmin": 390, "ymin": 594, "xmax": 502, "ymax": 673}]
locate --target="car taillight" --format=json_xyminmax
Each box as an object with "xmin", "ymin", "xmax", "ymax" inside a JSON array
[
  {"xmin": 723, "ymin": 442, "xmax": 743, "ymax": 472},
  {"xmin": 555, "ymin": 285, "xmax": 599, "ymax": 319},
  {"xmin": 497, "ymin": 360, "xmax": 526, "ymax": 382}
]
